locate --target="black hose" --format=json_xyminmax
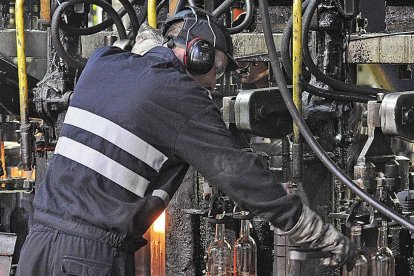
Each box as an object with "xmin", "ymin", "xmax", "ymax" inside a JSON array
[
  {"xmin": 59, "ymin": 0, "xmax": 141, "ymax": 36},
  {"xmin": 227, "ymin": 0, "xmax": 253, "ymax": 34},
  {"xmin": 137, "ymin": 0, "xmax": 149, "ymax": 26},
  {"xmin": 303, "ymin": 82, "xmax": 374, "ymax": 102},
  {"xmin": 281, "ymin": 0, "xmax": 310, "ymax": 80},
  {"xmin": 302, "ymin": 0, "xmax": 388, "ymax": 96},
  {"xmin": 258, "ymin": 0, "xmax": 414, "ymax": 232},
  {"xmin": 52, "ymin": 0, "xmax": 127, "ymax": 69},
  {"xmin": 157, "ymin": 0, "xmax": 166, "ymax": 12},
  {"xmin": 118, "ymin": 0, "xmax": 140, "ymax": 39},
  {"xmin": 281, "ymin": 0, "xmax": 375, "ymax": 103},
  {"xmin": 212, "ymin": 0, "xmax": 234, "ymax": 17}
]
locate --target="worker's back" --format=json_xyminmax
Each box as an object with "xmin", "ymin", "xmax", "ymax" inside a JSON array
[{"xmin": 33, "ymin": 46, "xmax": 212, "ymax": 236}]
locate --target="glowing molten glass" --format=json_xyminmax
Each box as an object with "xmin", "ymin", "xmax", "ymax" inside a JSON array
[{"xmin": 153, "ymin": 210, "xmax": 166, "ymax": 233}]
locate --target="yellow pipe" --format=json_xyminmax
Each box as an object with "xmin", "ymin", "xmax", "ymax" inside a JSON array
[
  {"xmin": 292, "ymin": 0, "xmax": 302, "ymax": 144},
  {"xmin": 16, "ymin": 0, "xmax": 31, "ymax": 170},
  {"xmin": 148, "ymin": 0, "xmax": 157, "ymax": 28},
  {"xmin": 16, "ymin": 0, "xmax": 28, "ymax": 127}
]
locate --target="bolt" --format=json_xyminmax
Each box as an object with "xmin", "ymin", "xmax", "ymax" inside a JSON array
[
  {"xmin": 377, "ymin": 93, "xmax": 385, "ymax": 101},
  {"xmin": 404, "ymin": 108, "xmax": 414, "ymax": 124}
]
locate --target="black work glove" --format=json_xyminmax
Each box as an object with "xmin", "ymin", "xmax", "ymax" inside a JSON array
[{"xmin": 280, "ymin": 205, "xmax": 356, "ymax": 267}]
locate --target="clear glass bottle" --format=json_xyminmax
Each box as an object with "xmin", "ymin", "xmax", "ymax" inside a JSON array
[
  {"xmin": 342, "ymin": 224, "xmax": 368, "ymax": 276},
  {"xmin": 233, "ymin": 218, "xmax": 257, "ymax": 276},
  {"xmin": 370, "ymin": 220, "xmax": 395, "ymax": 276},
  {"xmin": 207, "ymin": 223, "xmax": 232, "ymax": 276}
]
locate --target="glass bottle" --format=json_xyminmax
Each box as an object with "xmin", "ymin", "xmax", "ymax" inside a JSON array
[
  {"xmin": 207, "ymin": 223, "xmax": 232, "ymax": 276},
  {"xmin": 233, "ymin": 218, "xmax": 257, "ymax": 276},
  {"xmin": 342, "ymin": 224, "xmax": 368, "ymax": 276},
  {"xmin": 370, "ymin": 220, "xmax": 395, "ymax": 276}
]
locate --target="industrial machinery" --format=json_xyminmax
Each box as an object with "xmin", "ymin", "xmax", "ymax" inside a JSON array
[{"xmin": 1, "ymin": 0, "xmax": 414, "ymax": 275}]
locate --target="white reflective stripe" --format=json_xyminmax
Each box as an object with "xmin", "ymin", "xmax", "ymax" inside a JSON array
[
  {"xmin": 152, "ymin": 189, "xmax": 170, "ymax": 206},
  {"xmin": 64, "ymin": 106, "xmax": 168, "ymax": 172},
  {"xmin": 55, "ymin": 137, "xmax": 149, "ymax": 197}
]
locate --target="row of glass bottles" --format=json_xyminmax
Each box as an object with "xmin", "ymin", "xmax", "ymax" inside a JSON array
[
  {"xmin": 343, "ymin": 221, "xmax": 395, "ymax": 276},
  {"xmin": 207, "ymin": 218, "xmax": 257, "ymax": 276}
]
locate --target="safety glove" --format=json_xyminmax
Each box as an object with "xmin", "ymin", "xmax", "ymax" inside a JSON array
[{"xmin": 280, "ymin": 205, "xmax": 356, "ymax": 269}]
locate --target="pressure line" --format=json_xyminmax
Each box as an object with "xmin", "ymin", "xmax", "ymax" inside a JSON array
[
  {"xmin": 280, "ymin": 0, "xmax": 376, "ymax": 103},
  {"xmin": 302, "ymin": 0, "xmax": 387, "ymax": 96},
  {"xmin": 227, "ymin": 0, "xmax": 253, "ymax": 34},
  {"xmin": 52, "ymin": 0, "xmax": 127, "ymax": 69},
  {"xmin": 59, "ymin": 0, "xmax": 141, "ymax": 35}
]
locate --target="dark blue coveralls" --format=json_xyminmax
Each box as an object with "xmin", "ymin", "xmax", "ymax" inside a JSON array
[{"xmin": 16, "ymin": 46, "xmax": 303, "ymax": 275}]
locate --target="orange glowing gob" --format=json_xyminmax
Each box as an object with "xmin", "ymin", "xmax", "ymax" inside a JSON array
[{"xmin": 153, "ymin": 211, "xmax": 166, "ymax": 233}]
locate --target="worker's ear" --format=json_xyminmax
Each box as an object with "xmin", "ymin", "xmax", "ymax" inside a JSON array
[{"xmin": 113, "ymin": 39, "xmax": 135, "ymax": 51}]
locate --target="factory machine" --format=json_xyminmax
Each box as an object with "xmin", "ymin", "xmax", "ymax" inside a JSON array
[{"xmin": 1, "ymin": 0, "xmax": 414, "ymax": 275}]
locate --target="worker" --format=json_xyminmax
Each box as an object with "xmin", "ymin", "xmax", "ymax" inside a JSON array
[{"xmin": 17, "ymin": 7, "xmax": 354, "ymax": 275}]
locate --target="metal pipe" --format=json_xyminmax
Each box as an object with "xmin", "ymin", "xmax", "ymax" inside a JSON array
[
  {"xmin": 15, "ymin": 0, "xmax": 31, "ymax": 171},
  {"xmin": 148, "ymin": 0, "xmax": 157, "ymax": 28},
  {"xmin": 292, "ymin": 0, "xmax": 302, "ymax": 144},
  {"xmin": 212, "ymin": 0, "xmax": 234, "ymax": 18},
  {"xmin": 292, "ymin": 0, "xmax": 303, "ymax": 183},
  {"xmin": 40, "ymin": 0, "xmax": 51, "ymax": 24}
]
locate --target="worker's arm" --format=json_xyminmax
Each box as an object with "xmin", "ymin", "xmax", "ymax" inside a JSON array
[
  {"xmin": 174, "ymin": 103, "xmax": 354, "ymax": 267},
  {"xmin": 174, "ymin": 103, "xmax": 302, "ymax": 231}
]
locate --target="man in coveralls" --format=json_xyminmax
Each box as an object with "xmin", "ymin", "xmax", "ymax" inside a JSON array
[{"xmin": 17, "ymin": 7, "xmax": 354, "ymax": 276}]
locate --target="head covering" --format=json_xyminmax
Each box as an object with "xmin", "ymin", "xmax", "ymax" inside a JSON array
[{"xmin": 162, "ymin": 7, "xmax": 238, "ymax": 72}]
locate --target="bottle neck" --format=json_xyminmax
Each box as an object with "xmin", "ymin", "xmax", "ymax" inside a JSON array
[
  {"xmin": 378, "ymin": 223, "xmax": 388, "ymax": 248},
  {"xmin": 215, "ymin": 223, "xmax": 225, "ymax": 241},
  {"xmin": 240, "ymin": 219, "xmax": 250, "ymax": 237}
]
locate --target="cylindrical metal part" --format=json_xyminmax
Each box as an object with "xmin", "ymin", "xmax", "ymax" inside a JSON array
[
  {"xmin": 292, "ymin": 0, "xmax": 302, "ymax": 144},
  {"xmin": 281, "ymin": 136, "xmax": 290, "ymax": 183},
  {"xmin": 396, "ymin": 156, "xmax": 410, "ymax": 190},
  {"xmin": 384, "ymin": 161, "xmax": 399, "ymax": 178},
  {"xmin": 292, "ymin": 142, "xmax": 303, "ymax": 183},
  {"xmin": 104, "ymin": 35, "xmax": 118, "ymax": 46},
  {"xmin": 40, "ymin": 0, "xmax": 51, "ymax": 23},
  {"xmin": 15, "ymin": 0, "xmax": 32, "ymax": 171},
  {"xmin": 148, "ymin": 0, "xmax": 157, "ymax": 28}
]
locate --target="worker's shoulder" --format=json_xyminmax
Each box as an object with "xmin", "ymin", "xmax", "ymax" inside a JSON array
[{"xmin": 89, "ymin": 46, "xmax": 127, "ymax": 61}]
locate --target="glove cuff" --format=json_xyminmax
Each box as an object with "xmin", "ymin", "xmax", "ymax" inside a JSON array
[{"xmin": 278, "ymin": 204, "xmax": 312, "ymax": 236}]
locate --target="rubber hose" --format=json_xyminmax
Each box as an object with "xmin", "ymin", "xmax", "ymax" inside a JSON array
[
  {"xmin": 52, "ymin": 0, "xmax": 127, "ymax": 69},
  {"xmin": 157, "ymin": 0, "xmax": 166, "ymax": 12},
  {"xmin": 281, "ymin": 0, "xmax": 310, "ymax": 80},
  {"xmin": 227, "ymin": 0, "xmax": 253, "ymax": 34},
  {"xmin": 303, "ymin": 82, "xmax": 374, "ymax": 102},
  {"xmin": 212, "ymin": 0, "xmax": 234, "ymax": 17},
  {"xmin": 281, "ymin": 1, "xmax": 375, "ymax": 102},
  {"xmin": 118, "ymin": 0, "xmax": 140, "ymax": 39},
  {"xmin": 258, "ymin": 0, "xmax": 414, "ymax": 232},
  {"xmin": 60, "ymin": 0, "xmax": 139, "ymax": 35},
  {"xmin": 137, "ymin": 0, "xmax": 149, "ymax": 26},
  {"xmin": 302, "ymin": 0, "xmax": 388, "ymax": 96}
]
